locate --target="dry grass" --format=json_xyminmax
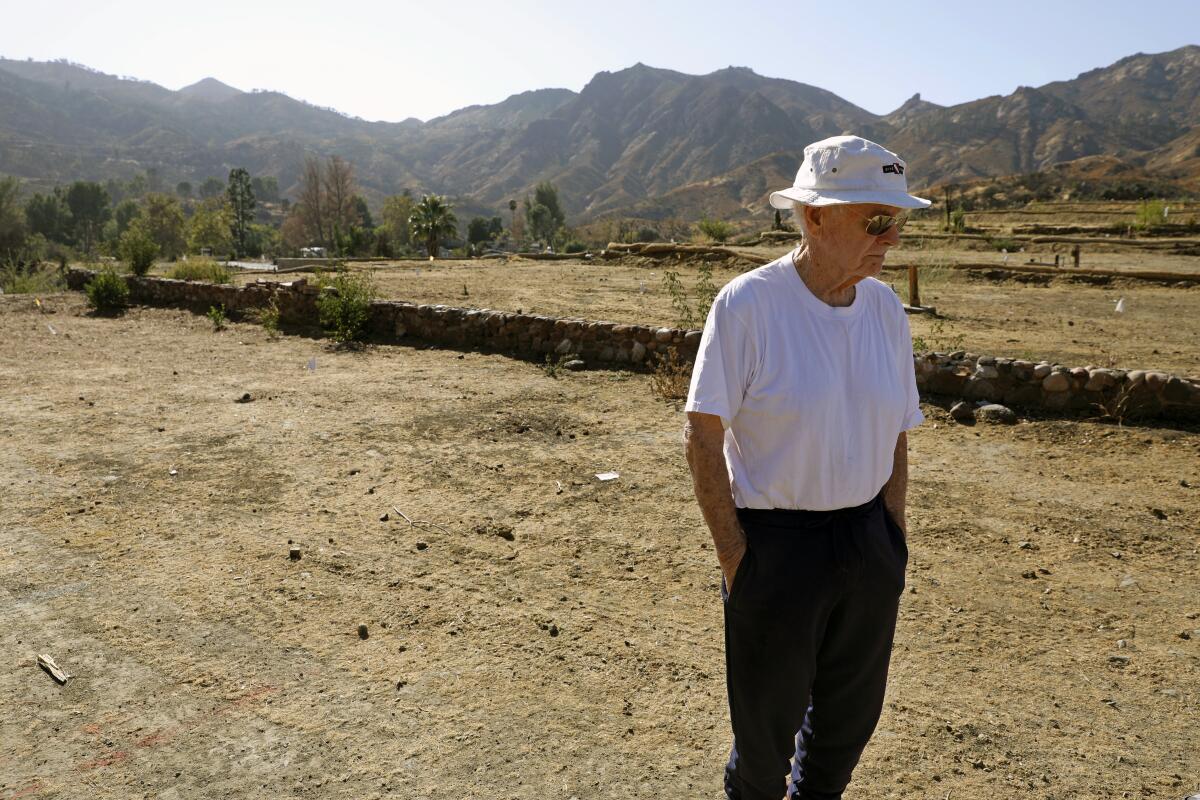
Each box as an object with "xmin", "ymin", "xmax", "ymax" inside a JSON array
[{"xmin": 651, "ymin": 346, "xmax": 692, "ymax": 400}]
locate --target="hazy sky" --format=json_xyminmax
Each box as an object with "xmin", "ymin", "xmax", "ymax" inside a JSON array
[{"xmin": 3, "ymin": 0, "xmax": 1197, "ymax": 122}]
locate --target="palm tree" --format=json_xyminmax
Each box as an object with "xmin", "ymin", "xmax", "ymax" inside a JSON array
[{"xmin": 408, "ymin": 195, "xmax": 458, "ymax": 258}]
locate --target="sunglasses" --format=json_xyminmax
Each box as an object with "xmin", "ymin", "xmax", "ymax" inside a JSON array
[{"xmin": 861, "ymin": 214, "xmax": 908, "ymax": 236}]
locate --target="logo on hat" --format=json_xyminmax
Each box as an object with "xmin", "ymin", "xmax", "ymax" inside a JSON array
[{"xmin": 882, "ymin": 163, "xmax": 904, "ymax": 175}]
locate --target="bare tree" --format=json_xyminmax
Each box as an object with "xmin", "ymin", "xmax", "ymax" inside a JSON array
[
  {"xmin": 297, "ymin": 156, "xmax": 326, "ymax": 246},
  {"xmin": 322, "ymin": 156, "xmax": 357, "ymax": 238}
]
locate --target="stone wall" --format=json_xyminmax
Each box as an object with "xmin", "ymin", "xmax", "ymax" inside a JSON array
[
  {"xmin": 65, "ymin": 269, "xmax": 701, "ymax": 366},
  {"xmin": 65, "ymin": 269, "xmax": 1200, "ymax": 421},
  {"xmin": 915, "ymin": 352, "xmax": 1200, "ymax": 422}
]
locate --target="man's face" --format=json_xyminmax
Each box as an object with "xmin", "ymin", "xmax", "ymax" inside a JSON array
[{"xmin": 809, "ymin": 203, "xmax": 904, "ymax": 284}]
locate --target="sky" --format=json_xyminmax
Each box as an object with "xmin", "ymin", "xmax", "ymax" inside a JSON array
[{"xmin": 2, "ymin": 0, "xmax": 1198, "ymax": 123}]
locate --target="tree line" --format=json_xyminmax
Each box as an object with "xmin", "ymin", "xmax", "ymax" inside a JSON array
[
  {"xmin": 0, "ymin": 168, "xmax": 277, "ymax": 267},
  {"xmin": 0, "ymin": 153, "xmax": 655, "ymax": 270},
  {"xmin": 281, "ymin": 158, "xmax": 578, "ymax": 258}
]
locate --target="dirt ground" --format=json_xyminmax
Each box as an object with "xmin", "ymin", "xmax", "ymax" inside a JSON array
[
  {"xmin": 228, "ymin": 255, "xmax": 1200, "ymax": 377},
  {"xmin": 2, "ymin": 293, "xmax": 1198, "ymax": 799}
]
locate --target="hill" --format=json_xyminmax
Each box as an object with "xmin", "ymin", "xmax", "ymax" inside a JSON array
[{"xmin": 0, "ymin": 47, "xmax": 1198, "ymax": 222}]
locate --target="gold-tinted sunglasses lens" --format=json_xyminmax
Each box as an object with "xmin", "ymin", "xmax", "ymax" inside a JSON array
[{"xmin": 864, "ymin": 215, "xmax": 908, "ymax": 235}]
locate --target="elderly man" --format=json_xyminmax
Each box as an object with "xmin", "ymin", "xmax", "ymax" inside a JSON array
[{"xmin": 684, "ymin": 135, "xmax": 929, "ymax": 800}]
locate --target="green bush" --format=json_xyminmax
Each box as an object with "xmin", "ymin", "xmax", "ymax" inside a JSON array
[
  {"xmin": 0, "ymin": 262, "xmax": 65, "ymax": 294},
  {"xmin": 118, "ymin": 222, "xmax": 159, "ymax": 276},
  {"xmin": 541, "ymin": 353, "xmax": 571, "ymax": 378},
  {"xmin": 563, "ymin": 240, "xmax": 586, "ymax": 254},
  {"xmin": 258, "ymin": 299, "xmax": 280, "ymax": 338},
  {"xmin": 316, "ymin": 268, "xmax": 377, "ymax": 344},
  {"xmin": 166, "ymin": 258, "xmax": 232, "ymax": 283},
  {"xmin": 696, "ymin": 218, "xmax": 735, "ymax": 243},
  {"xmin": 206, "ymin": 304, "xmax": 227, "ymax": 331},
  {"xmin": 636, "ymin": 227, "xmax": 659, "ymax": 243},
  {"xmin": 986, "ymin": 237, "xmax": 1020, "ymax": 252},
  {"xmin": 948, "ymin": 209, "xmax": 967, "ymax": 233},
  {"xmin": 1133, "ymin": 200, "xmax": 1166, "ymax": 230},
  {"xmin": 84, "ymin": 269, "xmax": 129, "ymax": 314}
]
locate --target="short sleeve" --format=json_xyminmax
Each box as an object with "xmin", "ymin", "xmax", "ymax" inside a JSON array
[
  {"xmin": 895, "ymin": 305, "xmax": 925, "ymax": 431},
  {"xmin": 684, "ymin": 293, "xmax": 756, "ymax": 429}
]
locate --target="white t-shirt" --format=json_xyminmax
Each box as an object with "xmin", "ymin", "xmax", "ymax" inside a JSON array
[{"xmin": 684, "ymin": 251, "xmax": 923, "ymax": 511}]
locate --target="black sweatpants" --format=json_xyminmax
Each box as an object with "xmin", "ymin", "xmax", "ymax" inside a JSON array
[{"xmin": 721, "ymin": 491, "xmax": 908, "ymax": 800}]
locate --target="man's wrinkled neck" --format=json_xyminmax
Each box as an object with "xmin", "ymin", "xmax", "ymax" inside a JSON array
[{"xmin": 791, "ymin": 245, "xmax": 858, "ymax": 308}]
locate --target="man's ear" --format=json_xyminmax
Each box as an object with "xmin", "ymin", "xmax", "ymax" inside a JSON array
[{"xmin": 804, "ymin": 205, "xmax": 822, "ymax": 232}]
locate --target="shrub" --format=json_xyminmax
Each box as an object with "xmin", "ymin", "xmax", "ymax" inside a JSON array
[
  {"xmin": 662, "ymin": 264, "xmax": 718, "ymax": 329},
  {"xmin": 118, "ymin": 222, "xmax": 159, "ymax": 276},
  {"xmin": 696, "ymin": 218, "xmax": 735, "ymax": 243},
  {"xmin": 0, "ymin": 262, "xmax": 65, "ymax": 294},
  {"xmin": 948, "ymin": 209, "xmax": 966, "ymax": 233},
  {"xmin": 84, "ymin": 269, "xmax": 129, "ymax": 314},
  {"xmin": 167, "ymin": 258, "xmax": 232, "ymax": 284},
  {"xmin": 541, "ymin": 353, "xmax": 572, "ymax": 378},
  {"xmin": 986, "ymin": 237, "xmax": 1021, "ymax": 252},
  {"xmin": 662, "ymin": 269, "xmax": 695, "ymax": 329},
  {"xmin": 695, "ymin": 263, "xmax": 717, "ymax": 323},
  {"xmin": 563, "ymin": 240, "xmax": 586, "ymax": 254},
  {"xmin": 258, "ymin": 299, "xmax": 280, "ymax": 338},
  {"xmin": 206, "ymin": 304, "xmax": 227, "ymax": 331},
  {"xmin": 1133, "ymin": 199, "xmax": 1166, "ymax": 230},
  {"xmin": 650, "ymin": 347, "xmax": 691, "ymax": 400},
  {"xmin": 911, "ymin": 316, "xmax": 965, "ymax": 353},
  {"xmin": 636, "ymin": 227, "xmax": 659, "ymax": 243},
  {"xmin": 316, "ymin": 268, "xmax": 377, "ymax": 344}
]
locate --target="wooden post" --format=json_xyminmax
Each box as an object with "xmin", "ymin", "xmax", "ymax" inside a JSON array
[
  {"xmin": 1072, "ymin": 245, "xmax": 1081, "ymax": 268},
  {"xmin": 908, "ymin": 265, "xmax": 920, "ymax": 308}
]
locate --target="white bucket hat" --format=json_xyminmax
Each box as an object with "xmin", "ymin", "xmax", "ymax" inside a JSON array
[{"xmin": 769, "ymin": 135, "xmax": 931, "ymax": 209}]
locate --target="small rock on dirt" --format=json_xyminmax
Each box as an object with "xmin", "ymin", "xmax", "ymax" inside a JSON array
[
  {"xmin": 379, "ymin": 512, "xmax": 389, "ymax": 522},
  {"xmin": 949, "ymin": 401, "xmax": 974, "ymax": 422},
  {"xmin": 289, "ymin": 547, "xmax": 301, "ymax": 560},
  {"xmin": 977, "ymin": 403, "xmax": 1017, "ymax": 424},
  {"xmin": 564, "ymin": 359, "xmax": 586, "ymax": 371},
  {"xmin": 357, "ymin": 624, "xmax": 369, "ymax": 639},
  {"xmin": 235, "ymin": 392, "xmax": 253, "ymax": 403}
]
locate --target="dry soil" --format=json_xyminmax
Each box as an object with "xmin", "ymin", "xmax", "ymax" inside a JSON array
[{"xmin": 1, "ymin": 293, "xmax": 1198, "ymax": 799}]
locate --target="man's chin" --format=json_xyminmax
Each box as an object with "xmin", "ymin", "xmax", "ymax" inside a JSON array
[{"xmin": 861, "ymin": 259, "xmax": 886, "ymax": 278}]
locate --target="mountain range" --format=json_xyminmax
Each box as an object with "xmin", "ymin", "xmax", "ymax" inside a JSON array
[{"xmin": 1, "ymin": 46, "xmax": 1197, "ymax": 222}]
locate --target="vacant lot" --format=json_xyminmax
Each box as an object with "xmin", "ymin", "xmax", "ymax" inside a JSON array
[
  {"xmin": 2, "ymin": 294, "xmax": 1198, "ymax": 799},
  {"xmin": 230, "ymin": 254, "xmax": 1200, "ymax": 376}
]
